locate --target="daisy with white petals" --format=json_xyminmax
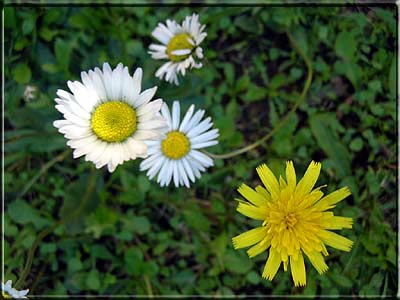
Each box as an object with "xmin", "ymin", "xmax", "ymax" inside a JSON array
[
  {"xmin": 2, "ymin": 280, "xmax": 29, "ymax": 298},
  {"xmin": 149, "ymin": 13, "xmax": 207, "ymax": 85},
  {"xmin": 140, "ymin": 101, "xmax": 219, "ymax": 187},
  {"xmin": 54, "ymin": 63, "xmax": 167, "ymax": 172}
]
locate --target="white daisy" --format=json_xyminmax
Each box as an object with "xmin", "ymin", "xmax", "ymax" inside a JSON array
[
  {"xmin": 149, "ymin": 13, "xmax": 207, "ymax": 85},
  {"xmin": 54, "ymin": 62, "xmax": 167, "ymax": 172},
  {"xmin": 2, "ymin": 280, "xmax": 29, "ymax": 299},
  {"xmin": 140, "ymin": 101, "xmax": 219, "ymax": 187}
]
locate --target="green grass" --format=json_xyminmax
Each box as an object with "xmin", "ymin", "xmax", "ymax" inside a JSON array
[{"xmin": 4, "ymin": 5, "xmax": 397, "ymax": 296}]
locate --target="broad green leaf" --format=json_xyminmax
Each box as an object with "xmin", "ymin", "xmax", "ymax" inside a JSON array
[
  {"xmin": 130, "ymin": 216, "xmax": 151, "ymax": 235},
  {"xmin": 55, "ymin": 38, "xmax": 73, "ymax": 75},
  {"xmin": 335, "ymin": 31, "xmax": 357, "ymax": 61},
  {"xmin": 12, "ymin": 63, "xmax": 32, "ymax": 84},
  {"xmin": 86, "ymin": 269, "xmax": 101, "ymax": 290},
  {"xmin": 124, "ymin": 247, "xmax": 143, "ymax": 276},
  {"xmin": 309, "ymin": 113, "xmax": 351, "ymax": 178},
  {"xmin": 223, "ymin": 250, "xmax": 253, "ymax": 275},
  {"xmin": 334, "ymin": 60, "xmax": 362, "ymax": 88},
  {"xmin": 7, "ymin": 199, "xmax": 51, "ymax": 230}
]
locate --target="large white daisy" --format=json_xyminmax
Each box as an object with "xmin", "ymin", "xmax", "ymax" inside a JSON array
[
  {"xmin": 140, "ymin": 101, "xmax": 219, "ymax": 187},
  {"xmin": 2, "ymin": 280, "xmax": 29, "ymax": 299},
  {"xmin": 149, "ymin": 13, "xmax": 207, "ymax": 85},
  {"xmin": 54, "ymin": 63, "xmax": 167, "ymax": 172}
]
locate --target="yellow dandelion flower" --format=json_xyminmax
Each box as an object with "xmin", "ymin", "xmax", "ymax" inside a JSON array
[{"xmin": 232, "ymin": 161, "xmax": 353, "ymax": 287}]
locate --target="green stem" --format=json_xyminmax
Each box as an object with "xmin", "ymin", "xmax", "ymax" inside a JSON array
[
  {"xmin": 143, "ymin": 275, "xmax": 154, "ymax": 298},
  {"xmin": 203, "ymin": 31, "xmax": 313, "ymax": 160},
  {"xmin": 16, "ymin": 149, "xmax": 71, "ymax": 201},
  {"xmin": 14, "ymin": 168, "xmax": 97, "ymax": 289}
]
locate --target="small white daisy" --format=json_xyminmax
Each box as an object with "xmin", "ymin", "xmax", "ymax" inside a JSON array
[
  {"xmin": 54, "ymin": 62, "xmax": 167, "ymax": 172},
  {"xmin": 140, "ymin": 101, "xmax": 219, "ymax": 187},
  {"xmin": 149, "ymin": 13, "xmax": 207, "ymax": 85},
  {"xmin": 2, "ymin": 280, "xmax": 29, "ymax": 299}
]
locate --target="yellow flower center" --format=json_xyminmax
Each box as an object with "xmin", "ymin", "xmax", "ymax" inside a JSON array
[
  {"xmin": 166, "ymin": 33, "xmax": 194, "ymax": 62},
  {"xmin": 161, "ymin": 131, "xmax": 190, "ymax": 159},
  {"xmin": 285, "ymin": 213, "xmax": 298, "ymax": 228},
  {"xmin": 2, "ymin": 292, "xmax": 11, "ymax": 298},
  {"xmin": 91, "ymin": 101, "xmax": 137, "ymax": 143}
]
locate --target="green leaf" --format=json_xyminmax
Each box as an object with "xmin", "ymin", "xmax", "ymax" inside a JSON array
[
  {"xmin": 54, "ymin": 38, "xmax": 73, "ymax": 75},
  {"xmin": 40, "ymin": 242, "xmax": 57, "ymax": 255},
  {"xmin": 335, "ymin": 31, "xmax": 356, "ymax": 61},
  {"xmin": 223, "ymin": 250, "xmax": 253, "ymax": 274},
  {"xmin": 246, "ymin": 271, "xmax": 261, "ymax": 284},
  {"xmin": 22, "ymin": 13, "xmax": 36, "ymax": 35},
  {"xmin": 67, "ymin": 257, "xmax": 83, "ymax": 273},
  {"xmin": 183, "ymin": 203, "xmax": 211, "ymax": 232},
  {"xmin": 223, "ymin": 63, "xmax": 235, "ymax": 86},
  {"xmin": 124, "ymin": 247, "xmax": 143, "ymax": 276},
  {"xmin": 234, "ymin": 15, "xmax": 260, "ymax": 33},
  {"xmin": 7, "ymin": 199, "xmax": 51, "ymax": 230},
  {"xmin": 334, "ymin": 60, "xmax": 362, "ymax": 88},
  {"xmin": 291, "ymin": 26, "xmax": 309, "ymax": 57},
  {"xmin": 242, "ymin": 84, "xmax": 267, "ymax": 102},
  {"xmin": 349, "ymin": 137, "xmax": 363, "ymax": 152},
  {"xmin": 329, "ymin": 270, "xmax": 353, "ymax": 288},
  {"xmin": 59, "ymin": 174, "xmax": 101, "ymax": 235},
  {"xmin": 86, "ymin": 269, "xmax": 100, "ymax": 290},
  {"xmin": 131, "ymin": 216, "xmax": 151, "ymax": 235},
  {"xmin": 12, "ymin": 63, "xmax": 32, "ymax": 84},
  {"xmin": 309, "ymin": 113, "xmax": 351, "ymax": 178}
]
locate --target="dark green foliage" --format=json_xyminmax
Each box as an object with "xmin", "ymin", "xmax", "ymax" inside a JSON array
[{"xmin": 4, "ymin": 5, "xmax": 397, "ymax": 296}]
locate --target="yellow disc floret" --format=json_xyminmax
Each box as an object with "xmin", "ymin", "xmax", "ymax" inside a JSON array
[
  {"xmin": 166, "ymin": 33, "xmax": 194, "ymax": 62},
  {"xmin": 91, "ymin": 101, "xmax": 136, "ymax": 143},
  {"xmin": 162, "ymin": 131, "xmax": 190, "ymax": 159}
]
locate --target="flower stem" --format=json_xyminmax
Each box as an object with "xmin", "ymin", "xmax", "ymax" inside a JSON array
[
  {"xmin": 14, "ymin": 167, "xmax": 97, "ymax": 289},
  {"xmin": 143, "ymin": 275, "xmax": 154, "ymax": 298},
  {"xmin": 203, "ymin": 31, "xmax": 313, "ymax": 160}
]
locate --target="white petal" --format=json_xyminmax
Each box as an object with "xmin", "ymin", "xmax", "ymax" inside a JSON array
[
  {"xmin": 187, "ymin": 117, "xmax": 213, "ymax": 138},
  {"xmin": 182, "ymin": 157, "xmax": 196, "ymax": 183},
  {"xmin": 133, "ymin": 129, "xmax": 163, "ymax": 141},
  {"xmin": 171, "ymin": 101, "xmax": 181, "ymax": 130},
  {"xmin": 158, "ymin": 159, "xmax": 173, "ymax": 186},
  {"xmin": 177, "ymin": 161, "xmax": 190, "ymax": 188},
  {"xmin": 126, "ymin": 138, "xmax": 148, "ymax": 158},
  {"xmin": 161, "ymin": 102, "xmax": 173, "ymax": 130},
  {"xmin": 190, "ymin": 128, "xmax": 219, "ymax": 145},
  {"xmin": 182, "ymin": 109, "xmax": 205, "ymax": 133},
  {"xmin": 179, "ymin": 104, "xmax": 195, "ymax": 132},
  {"xmin": 173, "ymin": 161, "xmax": 179, "ymax": 187},
  {"xmin": 134, "ymin": 87, "xmax": 157, "ymax": 108},
  {"xmin": 171, "ymin": 49, "xmax": 191, "ymax": 56},
  {"xmin": 189, "ymin": 149, "xmax": 214, "ymax": 167},
  {"xmin": 136, "ymin": 98, "xmax": 163, "ymax": 117},
  {"xmin": 149, "ymin": 44, "xmax": 167, "ymax": 52},
  {"xmin": 140, "ymin": 153, "xmax": 162, "ymax": 171},
  {"xmin": 191, "ymin": 140, "xmax": 219, "ymax": 149},
  {"xmin": 147, "ymin": 156, "xmax": 165, "ymax": 179}
]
